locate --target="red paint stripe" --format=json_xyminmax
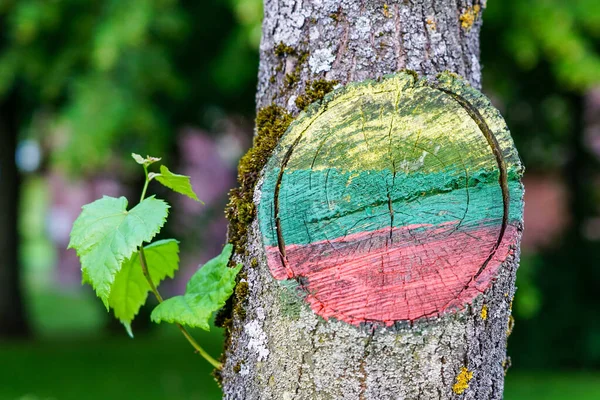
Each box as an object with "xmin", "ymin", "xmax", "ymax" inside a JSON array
[{"xmin": 266, "ymin": 221, "xmax": 517, "ymax": 324}]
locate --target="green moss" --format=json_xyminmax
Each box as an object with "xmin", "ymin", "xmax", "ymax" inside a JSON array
[
  {"xmin": 298, "ymin": 51, "xmax": 309, "ymax": 66},
  {"xmin": 235, "ymin": 281, "xmax": 249, "ymax": 299},
  {"xmin": 213, "ymin": 306, "xmax": 231, "ymax": 329},
  {"xmin": 232, "ymin": 273, "xmax": 248, "ymax": 319},
  {"xmin": 225, "ymin": 105, "xmax": 293, "ymax": 257},
  {"xmin": 273, "ymin": 43, "xmax": 310, "ymax": 92},
  {"xmin": 217, "ymin": 104, "xmax": 293, "ymax": 383},
  {"xmin": 274, "ymin": 42, "xmax": 295, "ymax": 57},
  {"xmin": 295, "ymin": 79, "xmax": 339, "ymax": 110},
  {"xmin": 502, "ymin": 357, "xmax": 512, "ymax": 376},
  {"xmin": 284, "ymin": 51, "xmax": 309, "ymax": 88},
  {"xmin": 212, "ymin": 368, "xmax": 223, "ymax": 386},
  {"xmin": 233, "ymin": 303, "xmax": 247, "ymax": 319},
  {"xmin": 284, "ymin": 73, "xmax": 298, "ymax": 87},
  {"xmin": 250, "ymin": 258, "xmax": 258, "ymax": 268},
  {"xmin": 404, "ymin": 69, "xmax": 419, "ymax": 82}
]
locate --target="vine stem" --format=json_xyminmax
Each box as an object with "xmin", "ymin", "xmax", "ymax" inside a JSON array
[
  {"xmin": 140, "ymin": 165, "xmax": 150, "ymax": 203},
  {"xmin": 137, "ymin": 165, "xmax": 222, "ymax": 370}
]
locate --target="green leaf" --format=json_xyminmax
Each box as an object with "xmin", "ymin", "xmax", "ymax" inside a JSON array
[
  {"xmin": 109, "ymin": 239, "xmax": 180, "ymax": 337},
  {"xmin": 151, "ymin": 244, "xmax": 241, "ymax": 330},
  {"xmin": 154, "ymin": 165, "xmax": 201, "ymax": 202},
  {"xmin": 68, "ymin": 196, "xmax": 169, "ymax": 308}
]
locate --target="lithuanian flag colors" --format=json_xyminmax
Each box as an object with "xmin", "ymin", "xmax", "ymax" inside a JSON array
[{"xmin": 258, "ymin": 73, "xmax": 523, "ymax": 325}]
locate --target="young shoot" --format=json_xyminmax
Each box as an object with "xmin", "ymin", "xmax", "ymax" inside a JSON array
[{"xmin": 68, "ymin": 153, "xmax": 241, "ymax": 369}]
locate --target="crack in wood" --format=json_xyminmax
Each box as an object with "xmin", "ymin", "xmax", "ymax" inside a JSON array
[
  {"xmin": 434, "ymin": 87, "xmax": 510, "ymax": 285},
  {"xmin": 274, "ymin": 133, "xmax": 304, "ymax": 278},
  {"xmin": 262, "ymin": 73, "xmax": 521, "ymax": 326}
]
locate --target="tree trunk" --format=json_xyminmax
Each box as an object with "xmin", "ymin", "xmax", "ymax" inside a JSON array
[
  {"xmin": 0, "ymin": 92, "xmax": 30, "ymax": 338},
  {"xmin": 221, "ymin": 1, "xmax": 523, "ymax": 399}
]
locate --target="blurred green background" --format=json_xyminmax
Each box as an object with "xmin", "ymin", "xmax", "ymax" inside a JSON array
[{"xmin": 1, "ymin": 0, "xmax": 599, "ymax": 399}]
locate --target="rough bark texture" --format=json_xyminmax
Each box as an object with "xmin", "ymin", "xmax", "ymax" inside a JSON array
[{"xmin": 222, "ymin": 1, "xmax": 523, "ymax": 399}]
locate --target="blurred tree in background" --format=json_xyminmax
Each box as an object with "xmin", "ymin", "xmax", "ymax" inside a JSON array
[
  {"xmin": 0, "ymin": 0, "xmax": 261, "ymax": 171},
  {"xmin": 0, "ymin": 0, "xmax": 599, "ymax": 378},
  {"xmin": 0, "ymin": 0, "xmax": 260, "ymax": 337},
  {"xmin": 482, "ymin": 0, "xmax": 600, "ymax": 369}
]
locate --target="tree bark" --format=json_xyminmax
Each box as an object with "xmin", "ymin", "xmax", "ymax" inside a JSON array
[
  {"xmin": 0, "ymin": 92, "xmax": 30, "ymax": 338},
  {"xmin": 222, "ymin": 1, "xmax": 523, "ymax": 399}
]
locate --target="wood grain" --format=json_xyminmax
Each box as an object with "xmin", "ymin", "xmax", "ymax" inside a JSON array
[{"xmin": 258, "ymin": 72, "xmax": 523, "ymax": 324}]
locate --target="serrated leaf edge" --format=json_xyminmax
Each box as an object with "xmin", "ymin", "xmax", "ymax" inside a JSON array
[
  {"xmin": 70, "ymin": 196, "xmax": 170, "ymax": 307},
  {"xmin": 150, "ymin": 262, "xmax": 241, "ymax": 330},
  {"xmin": 111, "ymin": 239, "xmax": 180, "ymax": 336}
]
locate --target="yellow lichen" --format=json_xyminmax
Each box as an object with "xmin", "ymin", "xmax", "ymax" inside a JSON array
[
  {"xmin": 426, "ymin": 17, "xmax": 436, "ymax": 31},
  {"xmin": 502, "ymin": 357, "xmax": 512, "ymax": 375},
  {"xmin": 383, "ymin": 4, "xmax": 391, "ymax": 18},
  {"xmin": 480, "ymin": 304, "xmax": 488, "ymax": 320},
  {"xmin": 452, "ymin": 367, "xmax": 474, "ymax": 395},
  {"xmin": 459, "ymin": 5, "xmax": 481, "ymax": 30},
  {"xmin": 507, "ymin": 315, "xmax": 515, "ymax": 336}
]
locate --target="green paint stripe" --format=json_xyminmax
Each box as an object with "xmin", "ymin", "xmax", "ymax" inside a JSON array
[{"xmin": 259, "ymin": 168, "xmax": 523, "ymax": 247}]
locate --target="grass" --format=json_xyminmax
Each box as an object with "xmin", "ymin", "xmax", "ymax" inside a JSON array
[
  {"xmin": 3, "ymin": 285, "xmax": 597, "ymax": 399},
  {"xmin": 1, "ymin": 331, "xmax": 599, "ymax": 400},
  {"xmin": 0, "ymin": 331, "xmax": 223, "ymax": 400},
  {"xmin": 505, "ymin": 371, "xmax": 600, "ymax": 399}
]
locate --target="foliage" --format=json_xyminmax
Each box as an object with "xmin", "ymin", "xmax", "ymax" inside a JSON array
[
  {"xmin": 68, "ymin": 153, "xmax": 241, "ymax": 366},
  {"xmin": 483, "ymin": 0, "xmax": 600, "ymax": 170},
  {"xmin": 151, "ymin": 244, "xmax": 241, "ymax": 330},
  {"xmin": 0, "ymin": 0, "xmax": 187, "ymax": 171},
  {"xmin": 109, "ymin": 239, "xmax": 180, "ymax": 337},
  {"xmin": 0, "ymin": 0, "xmax": 261, "ymax": 173},
  {"xmin": 154, "ymin": 165, "xmax": 201, "ymax": 202},
  {"xmin": 69, "ymin": 195, "xmax": 169, "ymax": 306},
  {"xmin": 486, "ymin": 0, "xmax": 600, "ymax": 91},
  {"xmin": 483, "ymin": 0, "xmax": 600, "ymax": 369}
]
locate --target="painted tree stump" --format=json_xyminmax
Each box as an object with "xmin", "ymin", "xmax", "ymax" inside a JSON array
[{"xmin": 258, "ymin": 72, "xmax": 523, "ymax": 325}]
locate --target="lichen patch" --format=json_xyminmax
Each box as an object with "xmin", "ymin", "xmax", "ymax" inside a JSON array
[
  {"xmin": 309, "ymin": 47, "xmax": 336, "ymax": 74},
  {"xmin": 452, "ymin": 367, "xmax": 474, "ymax": 394},
  {"xmin": 459, "ymin": 5, "xmax": 481, "ymax": 30}
]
